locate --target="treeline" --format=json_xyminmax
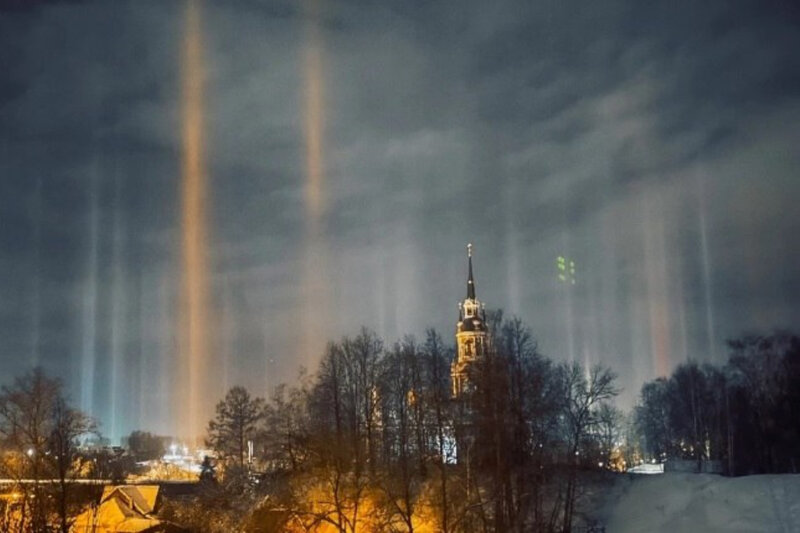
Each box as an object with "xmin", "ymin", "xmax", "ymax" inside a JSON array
[
  {"xmin": 201, "ymin": 314, "xmax": 621, "ymax": 533},
  {"xmin": 634, "ymin": 332, "xmax": 800, "ymax": 475}
]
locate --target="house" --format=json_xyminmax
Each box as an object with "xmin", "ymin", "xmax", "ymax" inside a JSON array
[{"xmin": 71, "ymin": 485, "xmax": 183, "ymax": 533}]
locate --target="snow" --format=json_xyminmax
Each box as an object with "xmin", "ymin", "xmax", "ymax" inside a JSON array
[
  {"xmin": 627, "ymin": 462, "xmax": 664, "ymax": 474},
  {"xmin": 604, "ymin": 473, "xmax": 800, "ymax": 533}
]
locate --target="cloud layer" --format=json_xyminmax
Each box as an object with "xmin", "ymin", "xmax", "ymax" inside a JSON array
[{"xmin": 1, "ymin": 0, "xmax": 798, "ymax": 439}]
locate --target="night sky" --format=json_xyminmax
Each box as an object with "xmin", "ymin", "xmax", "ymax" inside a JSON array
[{"xmin": 1, "ymin": 0, "xmax": 799, "ymax": 442}]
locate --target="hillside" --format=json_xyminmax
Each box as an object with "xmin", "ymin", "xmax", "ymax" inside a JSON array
[{"xmin": 601, "ymin": 472, "xmax": 800, "ymax": 533}]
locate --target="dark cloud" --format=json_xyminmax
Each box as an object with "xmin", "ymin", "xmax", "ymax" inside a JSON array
[{"xmin": 0, "ymin": 0, "xmax": 84, "ymax": 13}]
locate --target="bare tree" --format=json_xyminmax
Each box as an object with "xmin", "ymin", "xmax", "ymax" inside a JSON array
[
  {"xmin": 595, "ymin": 403, "xmax": 623, "ymax": 468},
  {"xmin": 48, "ymin": 397, "xmax": 96, "ymax": 533},
  {"xmin": 558, "ymin": 362, "xmax": 619, "ymax": 533},
  {"xmin": 262, "ymin": 380, "xmax": 309, "ymax": 473},
  {"xmin": 423, "ymin": 328, "xmax": 453, "ymax": 532},
  {"xmin": 304, "ymin": 334, "xmax": 384, "ymax": 533},
  {"xmin": 634, "ymin": 378, "xmax": 672, "ymax": 462},
  {"xmin": 727, "ymin": 334, "xmax": 794, "ymax": 473},
  {"xmin": 341, "ymin": 328, "xmax": 384, "ymax": 475},
  {"xmin": 0, "ymin": 368, "xmax": 95, "ymax": 533},
  {"xmin": 377, "ymin": 337, "xmax": 427, "ymax": 532}
]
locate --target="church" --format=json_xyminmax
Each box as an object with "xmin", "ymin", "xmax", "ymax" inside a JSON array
[{"xmin": 451, "ymin": 243, "xmax": 489, "ymax": 398}]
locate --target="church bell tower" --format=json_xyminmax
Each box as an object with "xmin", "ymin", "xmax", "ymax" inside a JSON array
[{"xmin": 451, "ymin": 243, "xmax": 488, "ymax": 397}]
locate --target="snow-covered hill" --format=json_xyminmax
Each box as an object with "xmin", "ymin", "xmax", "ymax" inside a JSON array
[{"xmin": 603, "ymin": 473, "xmax": 800, "ymax": 533}]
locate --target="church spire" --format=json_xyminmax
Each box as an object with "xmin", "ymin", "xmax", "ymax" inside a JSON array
[
  {"xmin": 453, "ymin": 243, "xmax": 488, "ymax": 400},
  {"xmin": 467, "ymin": 243, "xmax": 475, "ymax": 300}
]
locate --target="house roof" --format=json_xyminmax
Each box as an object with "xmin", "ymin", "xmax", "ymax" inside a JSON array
[
  {"xmin": 100, "ymin": 485, "xmax": 160, "ymax": 515},
  {"xmin": 72, "ymin": 485, "xmax": 181, "ymax": 533}
]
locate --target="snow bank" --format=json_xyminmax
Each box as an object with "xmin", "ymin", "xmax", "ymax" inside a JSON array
[
  {"xmin": 627, "ymin": 463, "xmax": 664, "ymax": 474},
  {"xmin": 605, "ymin": 473, "xmax": 800, "ymax": 533}
]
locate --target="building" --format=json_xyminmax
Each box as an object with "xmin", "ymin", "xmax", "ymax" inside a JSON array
[
  {"xmin": 71, "ymin": 485, "xmax": 184, "ymax": 532},
  {"xmin": 451, "ymin": 243, "xmax": 489, "ymax": 398}
]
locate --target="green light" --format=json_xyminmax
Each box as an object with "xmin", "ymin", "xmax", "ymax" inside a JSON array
[{"xmin": 556, "ymin": 255, "xmax": 578, "ymax": 285}]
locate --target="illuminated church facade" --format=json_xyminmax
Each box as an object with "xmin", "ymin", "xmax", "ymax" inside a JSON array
[{"xmin": 451, "ymin": 243, "xmax": 489, "ymax": 398}]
